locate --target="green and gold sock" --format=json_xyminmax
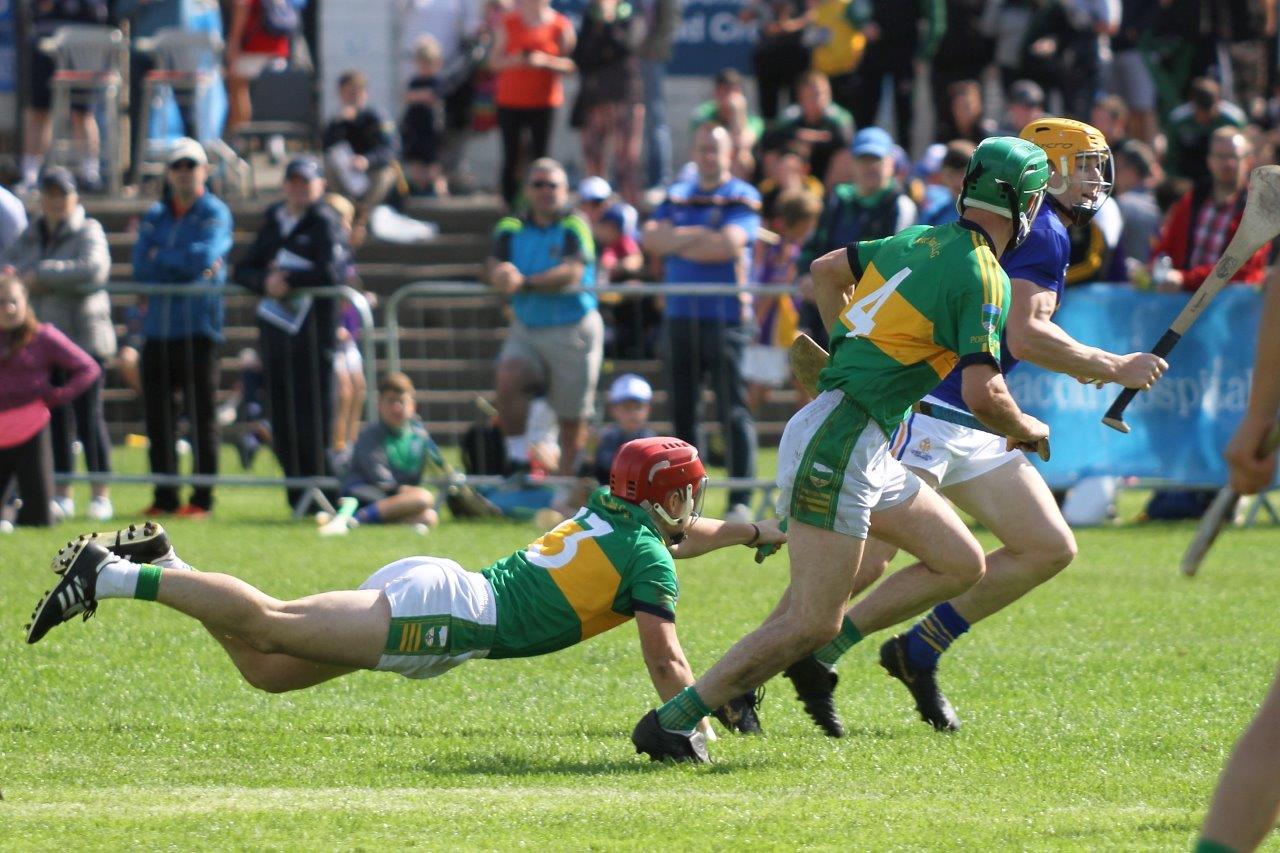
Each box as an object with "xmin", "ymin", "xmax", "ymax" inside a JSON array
[
  {"xmin": 814, "ymin": 616, "xmax": 863, "ymax": 666},
  {"xmin": 1193, "ymin": 838, "xmax": 1237, "ymax": 853},
  {"xmin": 655, "ymin": 686, "xmax": 712, "ymax": 733}
]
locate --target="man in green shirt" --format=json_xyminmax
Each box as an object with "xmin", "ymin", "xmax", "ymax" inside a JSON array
[
  {"xmin": 26, "ymin": 438, "xmax": 785, "ymax": 747},
  {"xmin": 632, "ymin": 137, "xmax": 1052, "ymax": 762}
]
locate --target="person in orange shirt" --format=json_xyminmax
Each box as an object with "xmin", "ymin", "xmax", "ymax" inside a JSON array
[{"xmin": 488, "ymin": 0, "xmax": 577, "ymax": 206}]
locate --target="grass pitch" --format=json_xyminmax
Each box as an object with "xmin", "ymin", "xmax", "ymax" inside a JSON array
[{"xmin": 2, "ymin": 462, "xmax": 1279, "ymax": 850}]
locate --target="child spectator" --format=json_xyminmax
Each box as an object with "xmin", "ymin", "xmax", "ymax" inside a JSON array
[
  {"xmin": 340, "ymin": 371, "xmax": 442, "ymax": 531},
  {"xmin": 591, "ymin": 373, "xmax": 656, "ymax": 484},
  {"xmin": 745, "ymin": 189, "xmax": 820, "ymax": 414},
  {"xmin": 401, "ymin": 35, "xmax": 449, "ymax": 197},
  {"xmin": 324, "ymin": 193, "xmax": 367, "ymax": 455}
]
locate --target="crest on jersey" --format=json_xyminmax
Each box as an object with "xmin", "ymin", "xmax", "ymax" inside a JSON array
[
  {"xmin": 981, "ymin": 303, "xmax": 1002, "ymax": 332},
  {"xmin": 808, "ymin": 462, "xmax": 835, "ymax": 489}
]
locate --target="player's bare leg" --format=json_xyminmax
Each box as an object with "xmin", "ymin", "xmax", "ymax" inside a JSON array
[
  {"xmin": 1198, "ymin": 663, "xmax": 1280, "ymax": 853},
  {"xmin": 202, "ymin": 631, "xmax": 356, "ymax": 693}
]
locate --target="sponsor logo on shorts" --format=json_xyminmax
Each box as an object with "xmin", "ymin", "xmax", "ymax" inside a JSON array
[
  {"xmin": 909, "ymin": 437, "xmax": 934, "ymax": 462},
  {"xmin": 808, "ymin": 462, "xmax": 835, "ymax": 490}
]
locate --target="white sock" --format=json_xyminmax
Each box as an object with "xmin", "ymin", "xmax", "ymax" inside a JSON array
[
  {"xmin": 21, "ymin": 154, "xmax": 40, "ymax": 185},
  {"xmin": 153, "ymin": 548, "xmax": 194, "ymax": 572},
  {"xmin": 95, "ymin": 556, "xmax": 142, "ymax": 599},
  {"xmin": 79, "ymin": 156, "xmax": 101, "ymax": 183},
  {"xmin": 505, "ymin": 434, "xmax": 528, "ymax": 464}
]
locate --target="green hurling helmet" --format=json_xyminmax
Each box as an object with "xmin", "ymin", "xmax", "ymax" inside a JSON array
[{"xmin": 957, "ymin": 136, "xmax": 1051, "ymax": 253}]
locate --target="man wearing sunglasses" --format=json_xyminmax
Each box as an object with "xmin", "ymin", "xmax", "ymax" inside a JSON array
[
  {"xmin": 486, "ymin": 158, "xmax": 602, "ymax": 483},
  {"xmin": 132, "ymin": 138, "xmax": 234, "ymax": 519}
]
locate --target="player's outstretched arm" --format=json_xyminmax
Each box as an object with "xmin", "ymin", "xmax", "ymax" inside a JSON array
[
  {"xmin": 960, "ymin": 361, "xmax": 1050, "ymax": 450},
  {"xmin": 668, "ymin": 517, "xmax": 786, "ymax": 560},
  {"xmin": 635, "ymin": 612, "xmax": 716, "ymax": 739},
  {"xmin": 1005, "ymin": 278, "xmax": 1168, "ymax": 389},
  {"xmin": 1225, "ymin": 268, "xmax": 1280, "ymax": 494},
  {"xmin": 810, "ymin": 248, "xmax": 857, "ymax": 331}
]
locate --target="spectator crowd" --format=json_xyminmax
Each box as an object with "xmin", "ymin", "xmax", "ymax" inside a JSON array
[{"xmin": 4, "ymin": 0, "xmax": 1280, "ymax": 529}]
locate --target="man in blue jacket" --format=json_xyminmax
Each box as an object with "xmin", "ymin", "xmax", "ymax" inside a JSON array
[{"xmin": 132, "ymin": 139, "xmax": 234, "ymax": 518}]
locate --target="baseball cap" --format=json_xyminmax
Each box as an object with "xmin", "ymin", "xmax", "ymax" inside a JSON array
[
  {"xmin": 284, "ymin": 155, "xmax": 323, "ymax": 182},
  {"xmin": 851, "ymin": 126, "xmax": 894, "ymax": 158},
  {"xmin": 167, "ymin": 137, "xmax": 208, "ymax": 167},
  {"xmin": 601, "ymin": 203, "xmax": 628, "ymax": 230},
  {"xmin": 912, "ymin": 143, "xmax": 947, "ymax": 179},
  {"xmin": 578, "ymin": 175, "xmax": 612, "ymax": 202},
  {"xmin": 39, "ymin": 166, "xmax": 77, "ymax": 195},
  {"xmin": 608, "ymin": 373, "xmax": 653, "ymax": 404},
  {"xmin": 1009, "ymin": 80, "xmax": 1045, "ymax": 108}
]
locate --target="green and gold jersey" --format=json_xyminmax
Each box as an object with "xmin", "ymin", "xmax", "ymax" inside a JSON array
[
  {"xmin": 818, "ymin": 221, "xmax": 1009, "ymax": 436},
  {"xmin": 481, "ymin": 488, "xmax": 678, "ymax": 659}
]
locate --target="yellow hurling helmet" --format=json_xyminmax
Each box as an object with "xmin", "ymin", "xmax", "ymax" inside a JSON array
[{"xmin": 1019, "ymin": 118, "xmax": 1113, "ymax": 226}]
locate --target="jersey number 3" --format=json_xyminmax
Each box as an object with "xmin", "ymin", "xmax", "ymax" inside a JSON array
[
  {"xmin": 842, "ymin": 267, "xmax": 911, "ymax": 338},
  {"xmin": 525, "ymin": 513, "xmax": 615, "ymax": 569}
]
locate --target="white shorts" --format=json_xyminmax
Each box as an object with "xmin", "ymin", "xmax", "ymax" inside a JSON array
[
  {"xmin": 775, "ymin": 389, "xmax": 921, "ymax": 539},
  {"xmin": 359, "ymin": 556, "xmax": 496, "ymax": 679},
  {"xmin": 334, "ymin": 339, "xmax": 363, "ymax": 374},
  {"xmin": 742, "ymin": 344, "xmax": 791, "ymax": 388},
  {"xmin": 887, "ymin": 401, "xmax": 1021, "ymax": 489},
  {"xmin": 232, "ymin": 54, "xmax": 284, "ymax": 80}
]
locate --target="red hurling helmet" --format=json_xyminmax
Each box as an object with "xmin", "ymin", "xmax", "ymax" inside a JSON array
[{"xmin": 610, "ymin": 437, "xmax": 708, "ymax": 536}]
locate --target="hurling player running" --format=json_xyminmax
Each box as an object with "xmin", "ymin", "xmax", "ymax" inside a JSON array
[
  {"xmin": 631, "ymin": 137, "xmax": 1052, "ymax": 763},
  {"xmin": 781, "ymin": 119, "xmax": 1169, "ymax": 738},
  {"xmin": 1195, "ymin": 267, "xmax": 1280, "ymax": 853},
  {"xmin": 26, "ymin": 438, "xmax": 785, "ymax": 737}
]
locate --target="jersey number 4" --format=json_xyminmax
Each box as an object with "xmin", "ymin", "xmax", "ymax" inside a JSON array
[
  {"xmin": 842, "ymin": 267, "xmax": 911, "ymax": 338},
  {"xmin": 524, "ymin": 512, "xmax": 615, "ymax": 569}
]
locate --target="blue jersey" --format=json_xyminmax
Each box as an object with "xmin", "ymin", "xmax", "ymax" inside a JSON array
[
  {"xmin": 491, "ymin": 213, "xmax": 597, "ymax": 328},
  {"xmin": 928, "ymin": 204, "xmax": 1069, "ymax": 411},
  {"xmin": 652, "ymin": 176, "xmax": 761, "ymax": 322}
]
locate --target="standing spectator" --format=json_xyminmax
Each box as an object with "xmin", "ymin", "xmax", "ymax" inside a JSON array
[
  {"xmin": 0, "ymin": 276, "xmax": 100, "ymax": 527},
  {"xmin": 1138, "ymin": 128, "xmax": 1269, "ymax": 293},
  {"xmin": 0, "ymin": 184, "xmax": 28, "ymax": 252},
  {"xmin": 744, "ymin": 0, "xmax": 811, "ymax": 122},
  {"xmin": 571, "ymin": 0, "xmax": 645, "ymax": 205},
  {"xmin": 930, "ymin": 0, "xmax": 994, "ymax": 142},
  {"xmin": 489, "ymin": 0, "xmax": 576, "ymax": 206},
  {"xmin": 400, "ymin": 35, "xmax": 449, "ymax": 198},
  {"xmin": 636, "ymin": 0, "xmax": 678, "ymax": 193},
  {"xmin": 21, "ymin": 0, "xmax": 110, "ymax": 193},
  {"xmin": 644, "ymin": 124, "xmax": 761, "ymax": 520},
  {"xmin": 848, "ymin": 0, "xmax": 945, "ymax": 146},
  {"xmin": 1089, "ymin": 94, "xmax": 1130, "ymax": 147},
  {"xmin": 981, "ymin": 0, "xmax": 1036, "ymax": 92},
  {"xmin": 688, "ymin": 69, "xmax": 762, "ymax": 180},
  {"xmin": 1113, "ymin": 139, "xmax": 1163, "ymax": 266},
  {"xmin": 1164, "ymin": 77, "xmax": 1248, "ymax": 183},
  {"xmin": 485, "ymin": 158, "xmax": 601, "ymax": 477},
  {"xmin": 805, "ymin": 0, "xmax": 868, "ymax": 119},
  {"xmin": 132, "ymin": 140, "xmax": 232, "ymax": 518},
  {"xmin": 947, "ymin": 79, "xmax": 999, "ymax": 144},
  {"xmin": 745, "ymin": 189, "xmax": 820, "ymax": 415},
  {"xmin": 1107, "ymin": 0, "xmax": 1161, "ymax": 144},
  {"xmin": 323, "ymin": 193, "xmax": 366, "ymax": 455},
  {"xmin": 759, "ymin": 71, "xmax": 854, "ymax": 187},
  {"xmin": 225, "ymin": 0, "xmax": 291, "ymax": 134},
  {"xmin": 323, "ymin": 70, "xmax": 402, "ymax": 246},
  {"xmin": 1, "ymin": 168, "xmax": 114, "ymax": 522},
  {"xmin": 235, "ymin": 155, "xmax": 348, "ymax": 511}
]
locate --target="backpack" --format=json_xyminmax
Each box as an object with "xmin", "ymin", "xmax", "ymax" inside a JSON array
[{"xmin": 259, "ymin": 0, "xmax": 300, "ymax": 38}]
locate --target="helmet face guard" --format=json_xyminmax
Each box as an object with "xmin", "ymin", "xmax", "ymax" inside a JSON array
[
  {"xmin": 1048, "ymin": 148, "xmax": 1114, "ymax": 225},
  {"xmin": 609, "ymin": 437, "xmax": 709, "ymax": 545},
  {"xmin": 647, "ymin": 475, "xmax": 708, "ymax": 538}
]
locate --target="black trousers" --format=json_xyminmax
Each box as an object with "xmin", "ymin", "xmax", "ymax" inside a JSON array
[
  {"xmin": 497, "ymin": 106, "xmax": 554, "ymax": 204},
  {"xmin": 259, "ymin": 319, "xmax": 336, "ymax": 509},
  {"xmin": 665, "ymin": 318, "xmax": 757, "ymax": 508},
  {"xmin": 50, "ymin": 357, "xmax": 112, "ymax": 480},
  {"xmin": 142, "ymin": 337, "xmax": 219, "ymax": 511},
  {"xmin": 0, "ymin": 427, "xmax": 54, "ymax": 526},
  {"xmin": 850, "ymin": 52, "xmax": 917, "ymax": 146}
]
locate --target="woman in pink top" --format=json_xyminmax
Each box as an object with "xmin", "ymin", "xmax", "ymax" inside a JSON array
[
  {"xmin": 489, "ymin": 0, "xmax": 577, "ymax": 205},
  {"xmin": 0, "ymin": 276, "xmax": 100, "ymax": 527}
]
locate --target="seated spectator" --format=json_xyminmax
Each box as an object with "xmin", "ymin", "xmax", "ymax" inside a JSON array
[
  {"xmin": 323, "ymin": 70, "xmax": 402, "ymax": 246},
  {"xmin": 486, "ymin": 158, "xmax": 602, "ymax": 478},
  {"xmin": 400, "ymin": 35, "xmax": 449, "ymax": 198},
  {"xmin": 0, "ymin": 275, "xmax": 100, "ymax": 527},
  {"xmin": 948, "ymin": 79, "xmax": 1000, "ymax": 145},
  {"xmin": 759, "ymin": 70, "xmax": 854, "ymax": 187},
  {"xmin": 577, "ymin": 175, "xmax": 639, "ymax": 239},
  {"xmin": 1113, "ymin": 140, "xmax": 1163, "ymax": 267},
  {"xmin": 235, "ymin": 155, "xmax": 349, "ymax": 512},
  {"xmin": 1, "ymin": 167, "xmax": 114, "ymax": 522},
  {"xmin": 133, "ymin": 139, "xmax": 233, "ymax": 518},
  {"xmin": 591, "ymin": 373, "xmax": 656, "ymax": 484},
  {"xmin": 745, "ymin": 189, "xmax": 820, "ymax": 414},
  {"xmin": 1164, "ymin": 78, "xmax": 1247, "ymax": 183},
  {"xmin": 225, "ymin": 0, "xmax": 291, "ymax": 135},
  {"xmin": 995, "ymin": 79, "xmax": 1044, "ymax": 137},
  {"xmin": 688, "ymin": 69, "xmax": 762, "ymax": 179},
  {"xmin": 571, "ymin": 0, "xmax": 645, "ymax": 205},
  {"xmin": 340, "ymin": 371, "xmax": 441, "ymax": 531},
  {"xmin": 1136, "ymin": 128, "xmax": 1268, "ymax": 292},
  {"xmin": 756, "ymin": 144, "xmax": 824, "ymax": 222},
  {"xmin": 915, "ymin": 140, "xmax": 974, "ymax": 227}
]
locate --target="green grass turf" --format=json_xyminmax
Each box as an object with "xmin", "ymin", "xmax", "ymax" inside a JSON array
[{"xmin": 2, "ymin": 451, "xmax": 1279, "ymax": 850}]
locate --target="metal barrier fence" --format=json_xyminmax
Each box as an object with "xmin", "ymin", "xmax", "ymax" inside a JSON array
[{"xmin": 52, "ymin": 282, "xmax": 375, "ymax": 517}]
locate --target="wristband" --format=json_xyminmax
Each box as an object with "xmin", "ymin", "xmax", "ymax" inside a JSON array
[{"xmin": 745, "ymin": 522, "xmax": 760, "ymax": 547}]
